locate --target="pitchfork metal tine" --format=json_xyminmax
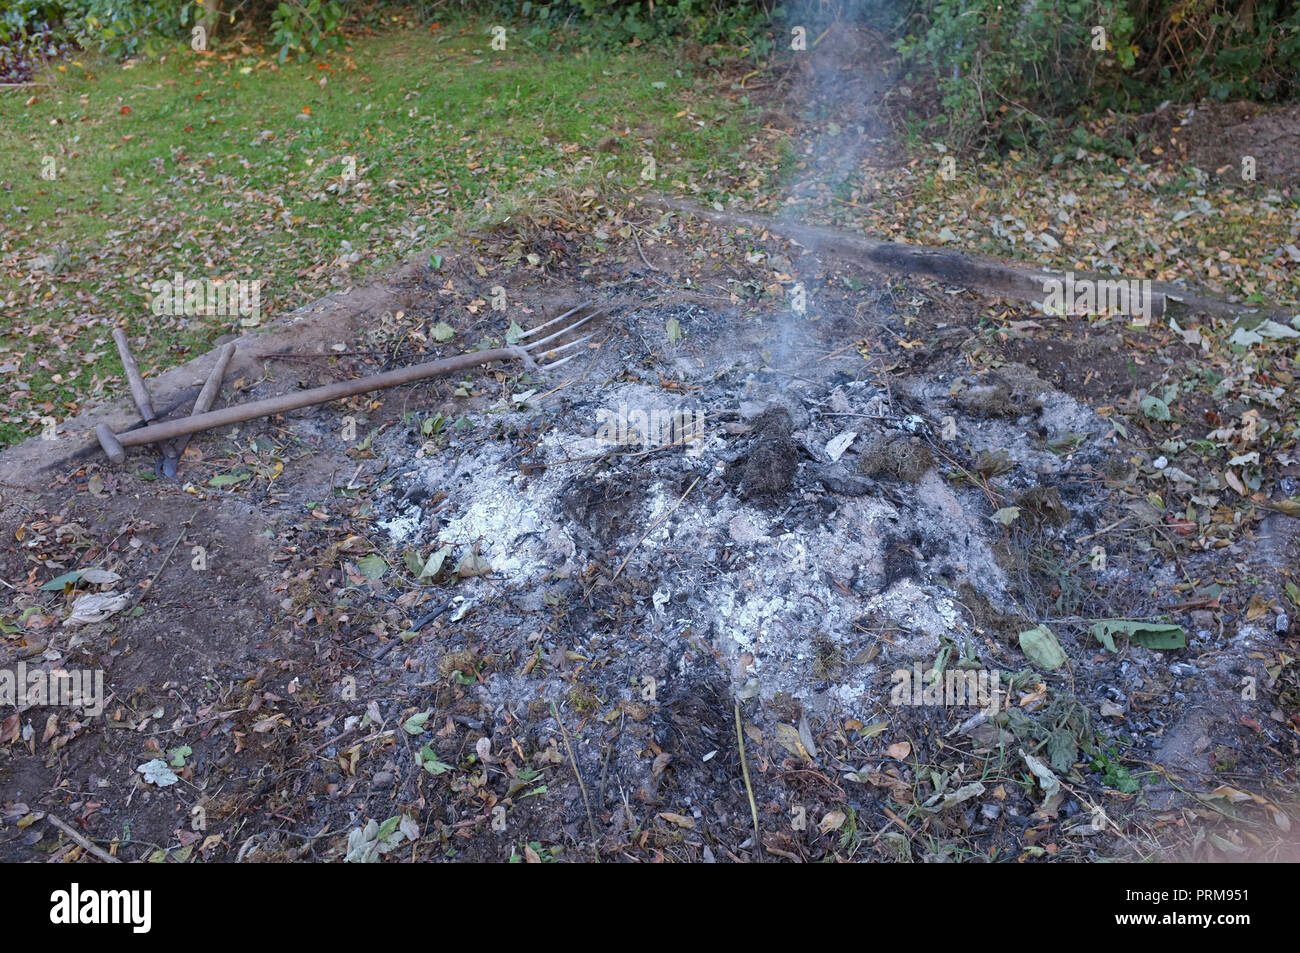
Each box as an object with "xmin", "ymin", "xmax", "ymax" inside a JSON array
[
  {"xmin": 525, "ymin": 333, "xmax": 591, "ymax": 357},
  {"xmin": 520, "ymin": 308, "xmax": 605, "ymax": 353},
  {"xmin": 529, "ymin": 333, "xmax": 595, "ymax": 368},
  {"xmin": 536, "ymin": 352, "xmax": 581, "ymax": 371},
  {"xmin": 514, "ymin": 303, "xmax": 594, "ymax": 340}
]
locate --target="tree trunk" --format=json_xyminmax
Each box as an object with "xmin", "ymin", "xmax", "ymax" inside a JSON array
[{"xmin": 203, "ymin": 0, "xmax": 219, "ymax": 42}]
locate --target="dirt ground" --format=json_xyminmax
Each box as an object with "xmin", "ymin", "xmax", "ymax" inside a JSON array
[{"xmin": 1, "ymin": 199, "xmax": 1297, "ymax": 863}]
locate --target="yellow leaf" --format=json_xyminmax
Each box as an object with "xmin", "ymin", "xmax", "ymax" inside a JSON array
[
  {"xmin": 818, "ymin": 810, "xmax": 847, "ymax": 833},
  {"xmin": 859, "ymin": 721, "xmax": 889, "ymax": 738},
  {"xmin": 775, "ymin": 722, "xmax": 811, "ymax": 760}
]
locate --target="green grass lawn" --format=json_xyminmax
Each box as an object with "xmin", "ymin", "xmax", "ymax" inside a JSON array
[
  {"xmin": 0, "ymin": 23, "xmax": 758, "ymax": 447},
  {"xmin": 2, "ymin": 21, "xmax": 1294, "ymax": 452}
]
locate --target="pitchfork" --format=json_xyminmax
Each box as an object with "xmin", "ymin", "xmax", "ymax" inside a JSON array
[{"xmin": 95, "ymin": 303, "xmax": 607, "ymax": 467}]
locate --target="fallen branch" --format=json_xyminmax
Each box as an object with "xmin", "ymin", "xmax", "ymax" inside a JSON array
[
  {"xmin": 641, "ymin": 196, "xmax": 1290, "ymax": 322},
  {"xmin": 46, "ymin": 814, "xmax": 120, "ymax": 863}
]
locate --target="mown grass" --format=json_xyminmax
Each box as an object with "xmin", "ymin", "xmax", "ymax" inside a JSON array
[{"xmin": 0, "ymin": 22, "xmax": 756, "ymax": 446}]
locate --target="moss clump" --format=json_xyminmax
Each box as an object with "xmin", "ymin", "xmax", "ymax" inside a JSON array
[
  {"xmin": 439, "ymin": 649, "xmax": 478, "ymax": 679},
  {"xmin": 811, "ymin": 635, "xmax": 846, "ymax": 682},
  {"xmin": 958, "ymin": 582, "xmax": 1034, "ymax": 645},
  {"xmin": 858, "ymin": 433, "xmax": 933, "ymax": 482},
  {"xmin": 567, "ymin": 685, "xmax": 601, "ymax": 714},
  {"xmin": 954, "ymin": 366, "xmax": 1045, "ymax": 417},
  {"xmin": 1099, "ymin": 456, "xmax": 1134, "ymax": 482},
  {"xmin": 1015, "ymin": 486, "xmax": 1071, "ymax": 527},
  {"xmin": 769, "ymin": 691, "xmax": 802, "ymax": 722}
]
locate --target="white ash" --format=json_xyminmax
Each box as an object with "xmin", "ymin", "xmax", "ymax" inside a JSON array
[{"xmin": 371, "ymin": 372, "xmax": 1017, "ymax": 717}]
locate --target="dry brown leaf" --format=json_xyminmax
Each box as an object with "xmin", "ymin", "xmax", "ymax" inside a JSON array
[
  {"xmin": 658, "ymin": 812, "xmax": 695, "ymax": 829},
  {"xmin": 818, "ymin": 810, "xmax": 847, "ymax": 833},
  {"xmin": 886, "ymin": 741, "xmax": 911, "ymax": 759}
]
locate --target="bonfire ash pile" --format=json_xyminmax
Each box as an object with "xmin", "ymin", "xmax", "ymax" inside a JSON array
[{"xmin": 369, "ymin": 300, "xmax": 1101, "ymax": 721}]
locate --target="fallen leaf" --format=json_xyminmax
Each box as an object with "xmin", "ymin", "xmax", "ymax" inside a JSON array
[{"xmin": 1019, "ymin": 625, "xmax": 1067, "ymax": 670}]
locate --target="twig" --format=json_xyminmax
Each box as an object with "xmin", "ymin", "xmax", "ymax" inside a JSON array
[
  {"xmin": 532, "ymin": 429, "xmax": 710, "ymax": 471},
  {"xmin": 735, "ymin": 699, "xmax": 761, "ymax": 861},
  {"xmin": 630, "ymin": 227, "xmax": 663, "ymax": 273},
  {"xmin": 609, "ymin": 473, "xmax": 702, "ymax": 583},
  {"xmin": 816, "ymin": 339, "xmax": 867, "ymax": 363},
  {"xmin": 1075, "ymin": 517, "xmax": 1132, "ymax": 542},
  {"xmin": 550, "ymin": 700, "xmax": 599, "ymax": 862},
  {"xmin": 128, "ymin": 523, "xmax": 190, "ymax": 612},
  {"xmin": 46, "ymin": 814, "xmax": 120, "ymax": 863},
  {"xmin": 880, "ymin": 806, "xmax": 921, "ymax": 844}
]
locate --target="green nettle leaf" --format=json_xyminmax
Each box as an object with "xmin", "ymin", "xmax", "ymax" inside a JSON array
[
  {"xmin": 1046, "ymin": 729, "xmax": 1077, "ymax": 774},
  {"xmin": 665, "ymin": 317, "xmax": 683, "ymax": 343},
  {"xmin": 1018, "ymin": 625, "xmax": 1067, "ymax": 671},
  {"xmin": 209, "ymin": 471, "xmax": 251, "ymax": 487},
  {"xmin": 429, "ymin": 254, "xmax": 443, "ymax": 270},
  {"xmin": 41, "ymin": 570, "xmax": 84, "ymax": 591},
  {"xmin": 1091, "ymin": 620, "xmax": 1186, "ymax": 652},
  {"xmin": 431, "ymin": 321, "xmax": 456, "ymax": 342},
  {"xmin": 357, "ymin": 554, "xmax": 386, "ymax": 579},
  {"xmin": 419, "ymin": 744, "xmax": 452, "ymax": 775},
  {"xmin": 974, "ymin": 449, "xmax": 1014, "ymax": 476},
  {"xmin": 1140, "ymin": 396, "xmax": 1171, "ymax": 421},
  {"xmin": 402, "ymin": 711, "xmax": 430, "ymax": 735},
  {"xmin": 168, "ymin": 745, "xmax": 192, "ymax": 767}
]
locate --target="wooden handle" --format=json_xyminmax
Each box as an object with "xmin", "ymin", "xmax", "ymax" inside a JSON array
[
  {"xmin": 167, "ymin": 341, "xmax": 238, "ymax": 458},
  {"xmin": 106, "ymin": 346, "xmax": 529, "ymax": 451},
  {"xmin": 112, "ymin": 328, "xmax": 156, "ymax": 423}
]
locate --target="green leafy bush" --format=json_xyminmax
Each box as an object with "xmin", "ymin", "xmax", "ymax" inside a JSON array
[
  {"xmin": 895, "ymin": 0, "xmax": 1136, "ymax": 152},
  {"xmin": 68, "ymin": 0, "xmax": 198, "ymax": 56},
  {"xmin": 897, "ymin": 0, "xmax": 1300, "ymax": 151},
  {"xmin": 270, "ymin": 0, "xmax": 347, "ymax": 62}
]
